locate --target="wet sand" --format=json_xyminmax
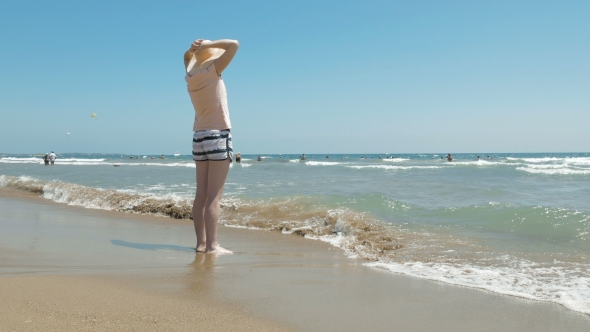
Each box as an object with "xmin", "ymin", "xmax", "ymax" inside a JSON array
[{"xmin": 1, "ymin": 188, "xmax": 589, "ymax": 331}]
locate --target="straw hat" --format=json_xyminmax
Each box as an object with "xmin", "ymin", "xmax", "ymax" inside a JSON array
[{"xmin": 186, "ymin": 40, "xmax": 225, "ymax": 74}]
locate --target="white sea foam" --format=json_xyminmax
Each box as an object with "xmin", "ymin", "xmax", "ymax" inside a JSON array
[
  {"xmin": 503, "ymin": 156, "xmax": 590, "ymax": 175},
  {"xmin": 55, "ymin": 158, "xmax": 106, "ymax": 162},
  {"xmin": 58, "ymin": 161, "xmax": 111, "ymax": 166},
  {"xmin": 0, "ymin": 157, "xmax": 43, "ymax": 164},
  {"xmin": 348, "ymin": 165, "xmax": 442, "ymax": 170},
  {"xmin": 563, "ymin": 158, "xmax": 590, "ymax": 166},
  {"xmin": 297, "ymin": 216, "xmax": 590, "ymax": 315},
  {"xmin": 0, "ymin": 157, "xmax": 108, "ymax": 164},
  {"xmin": 448, "ymin": 160, "xmax": 506, "ymax": 166},
  {"xmin": 524, "ymin": 164, "xmax": 571, "ymax": 169},
  {"xmin": 366, "ymin": 259, "xmax": 590, "ymax": 315},
  {"xmin": 305, "ymin": 161, "xmax": 345, "ymax": 166},
  {"xmin": 507, "ymin": 157, "xmax": 562, "ymax": 163},
  {"xmin": 516, "ymin": 167, "xmax": 590, "ymax": 175},
  {"xmin": 507, "ymin": 157, "xmax": 590, "ymax": 169},
  {"xmin": 382, "ymin": 158, "xmax": 410, "ymax": 162}
]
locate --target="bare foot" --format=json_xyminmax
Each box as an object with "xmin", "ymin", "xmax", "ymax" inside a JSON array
[
  {"xmin": 195, "ymin": 244, "xmax": 206, "ymax": 253},
  {"xmin": 206, "ymin": 245, "xmax": 233, "ymax": 255}
]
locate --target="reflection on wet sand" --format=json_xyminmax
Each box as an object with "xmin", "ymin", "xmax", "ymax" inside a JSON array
[
  {"xmin": 110, "ymin": 239, "xmax": 195, "ymax": 252},
  {"xmin": 183, "ymin": 253, "xmax": 218, "ymax": 295}
]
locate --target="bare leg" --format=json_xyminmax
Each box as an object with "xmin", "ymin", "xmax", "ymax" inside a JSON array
[
  {"xmin": 192, "ymin": 159, "xmax": 232, "ymax": 254},
  {"xmin": 193, "ymin": 161, "xmax": 209, "ymax": 252},
  {"xmin": 204, "ymin": 159, "xmax": 232, "ymax": 254}
]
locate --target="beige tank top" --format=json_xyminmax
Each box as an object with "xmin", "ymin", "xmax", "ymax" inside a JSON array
[{"xmin": 185, "ymin": 63, "xmax": 231, "ymax": 131}]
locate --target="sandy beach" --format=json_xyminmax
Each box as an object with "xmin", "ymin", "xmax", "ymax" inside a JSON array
[{"xmin": 1, "ymin": 188, "xmax": 589, "ymax": 331}]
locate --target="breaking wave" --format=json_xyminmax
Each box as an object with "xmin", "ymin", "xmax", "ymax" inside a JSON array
[
  {"xmin": 305, "ymin": 161, "xmax": 345, "ymax": 166},
  {"xmin": 349, "ymin": 165, "xmax": 442, "ymax": 170}
]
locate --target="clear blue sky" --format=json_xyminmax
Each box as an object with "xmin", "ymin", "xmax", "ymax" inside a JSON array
[{"xmin": 1, "ymin": 0, "xmax": 588, "ymax": 154}]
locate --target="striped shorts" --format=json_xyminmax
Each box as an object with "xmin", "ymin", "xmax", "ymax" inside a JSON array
[{"xmin": 192, "ymin": 129, "xmax": 233, "ymax": 162}]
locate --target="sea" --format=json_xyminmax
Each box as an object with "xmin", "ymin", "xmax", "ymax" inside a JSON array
[{"xmin": 1, "ymin": 152, "xmax": 589, "ymax": 315}]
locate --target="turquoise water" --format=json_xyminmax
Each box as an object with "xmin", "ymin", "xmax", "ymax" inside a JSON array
[{"xmin": 2, "ymin": 152, "xmax": 590, "ymax": 314}]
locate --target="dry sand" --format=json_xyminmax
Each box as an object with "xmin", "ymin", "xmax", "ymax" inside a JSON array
[
  {"xmin": 0, "ymin": 275, "xmax": 289, "ymax": 332},
  {"xmin": 1, "ymin": 188, "xmax": 589, "ymax": 331}
]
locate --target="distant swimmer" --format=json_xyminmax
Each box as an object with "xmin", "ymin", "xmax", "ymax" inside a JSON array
[
  {"xmin": 235, "ymin": 152, "xmax": 241, "ymax": 163},
  {"xmin": 49, "ymin": 151, "xmax": 57, "ymax": 165},
  {"xmin": 326, "ymin": 155, "xmax": 329, "ymax": 159},
  {"xmin": 160, "ymin": 154, "xmax": 165, "ymax": 159},
  {"xmin": 477, "ymin": 156, "xmax": 480, "ymax": 160},
  {"xmin": 257, "ymin": 155, "xmax": 262, "ymax": 162},
  {"xmin": 43, "ymin": 153, "xmax": 49, "ymax": 166},
  {"xmin": 487, "ymin": 155, "xmax": 491, "ymax": 159},
  {"xmin": 446, "ymin": 154, "xmax": 453, "ymax": 162},
  {"xmin": 300, "ymin": 154, "xmax": 306, "ymax": 161}
]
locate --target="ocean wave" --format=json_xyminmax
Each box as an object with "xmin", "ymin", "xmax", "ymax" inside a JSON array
[
  {"xmin": 507, "ymin": 157, "xmax": 562, "ymax": 163},
  {"xmin": 0, "ymin": 157, "xmax": 108, "ymax": 164},
  {"xmin": 507, "ymin": 157, "xmax": 590, "ymax": 168},
  {"xmin": 447, "ymin": 160, "xmax": 507, "ymax": 166},
  {"xmin": 523, "ymin": 164, "xmax": 572, "ymax": 169},
  {"xmin": 0, "ymin": 157, "xmax": 198, "ymax": 167},
  {"xmin": 0, "ymin": 175, "xmax": 193, "ymax": 219},
  {"xmin": 305, "ymin": 161, "xmax": 345, "ymax": 166},
  {"xmin": 123, "ymin": 162, "xmax": 196, "ymax": 168},
  {"xmin": 348, "ymin": 165, "xmax": 442, "ymax": 170},
  {"xmin": 66, "ymin": 161, "xmax": 196, "ymax": 167},
  {"xmin": 516, "ymin": 167, "xmax": 590, "ymax": 175},
  {"xmin": 52, "ymin": 158, "xmax": 106, "ymax": 162},
  {"xmin": 50, "ymin": 161, "xmax": 111, "ymax": 166},
  {"xmin": 367, "ymin": 259, "xmax": 590, "ymax": 315},
  {"xmin": 563, "ymin": 158, "xmax": 590, "ymax": 166},
  {"xmin": 382, "ymin": 158, "xmax": 410, "ymax": 162},
  {"xmin": 0, "ymin": 157, "xmax": 43, "ymax": 164}
]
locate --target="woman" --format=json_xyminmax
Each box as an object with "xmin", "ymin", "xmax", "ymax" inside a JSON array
[{"xmin": 184, "ymin": 39, "xmax": 239, "ymax": 254}]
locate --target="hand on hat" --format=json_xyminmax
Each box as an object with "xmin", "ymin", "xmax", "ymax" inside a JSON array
[{"xmin": 189, "ymin": 39, "xmax": 211, "ymax": 54}]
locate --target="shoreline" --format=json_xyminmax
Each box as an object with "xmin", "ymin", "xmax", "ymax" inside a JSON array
[{"xmin": 1, "ymin": 188, "xmax": 589, "ymax": 331}]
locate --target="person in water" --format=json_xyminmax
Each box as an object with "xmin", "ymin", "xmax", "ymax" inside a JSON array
[
  {"xmin": 235, "ymin": 152, "xmax": 241, "ymax": 163},
  {"xmin": 49, "ymin": 151, "xmax": 57, "ymax": 165},
  {"xmin": 446, "ymin": 154, "xmax": 453, "ymax": 162},
  {"xmin": 185, "ymin": 38, "xmax": 239, "ymax": 254}
]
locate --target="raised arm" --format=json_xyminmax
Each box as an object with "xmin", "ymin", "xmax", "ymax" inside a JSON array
[
  {"xmin": 191, "ymin": 39, "xmax": 239, "ymax": 75},
  {"xmin": 183, "ymin": 49, "xmax": 193, "ymax": 70}
]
